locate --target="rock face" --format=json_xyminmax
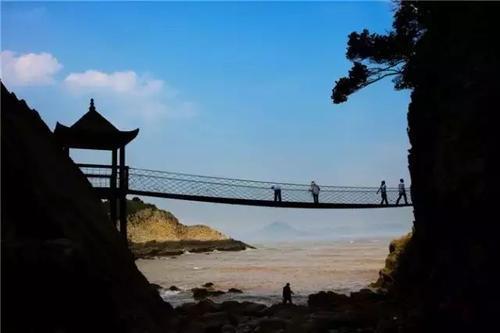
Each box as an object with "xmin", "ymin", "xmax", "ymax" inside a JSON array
[
  {"xmin": 381, "ymin": 3, "xmax": 498, "ymax": 331},
  {"xmin": 130, "ymin": 239, "xmax": 250, "ymax": 258},
  {"xmin": 174, "ymin": 292, "xmax": 397, "ymax": 333},
  {"xmin": 127, "ymin": 204, "xmax": 229, "ymax": 243},
  {"xmin": 372, "ymin": 232, "xmax": 412, "ymax": 289},
  {"xmin": 1, "ymin": 84, "xmax": 175, "ymax": 332},
  {"xmin": 123, "ymin": 198, "xmax": 252, "ymax": 257}
]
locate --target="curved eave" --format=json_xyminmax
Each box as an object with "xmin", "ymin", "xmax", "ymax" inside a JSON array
[{"xmin": 54, "ymin": 122, "xmax": 139, "ymax": 150}]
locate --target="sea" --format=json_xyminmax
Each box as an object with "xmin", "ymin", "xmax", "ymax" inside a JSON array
[{"xmin": 136, "ymin": 237, "xmax": 394, "ymax": 307}]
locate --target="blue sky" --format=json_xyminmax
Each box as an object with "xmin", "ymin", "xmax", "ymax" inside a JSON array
[{"xmin": 1, "ymin": 1, "xmax": 413, "ymax": 240}]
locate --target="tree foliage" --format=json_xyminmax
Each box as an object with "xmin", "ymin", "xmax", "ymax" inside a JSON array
[{"xmin": 331, "ymin": 1, "xmax": 424, "ymax": 104}]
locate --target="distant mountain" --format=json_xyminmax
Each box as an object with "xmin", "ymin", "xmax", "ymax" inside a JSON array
[
  {"xmin": 248, "ymin": 222, "xmax": 311, "ymax": 241},
  {"xmin": 239, "ymin": 220, "xmax": 411, "ymax": 243}
]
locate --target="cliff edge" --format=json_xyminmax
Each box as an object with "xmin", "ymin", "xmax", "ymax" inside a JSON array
[
  {"xmin": 1, "ymin": 83, "xmax": 176, "ymax": 332},
  {"xmin": 108, "ymin": 197, "xmax": 252, "ymax": 257}
]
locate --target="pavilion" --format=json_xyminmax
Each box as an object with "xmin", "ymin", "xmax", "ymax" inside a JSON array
[{"xmin": 54, "ymin": 99, "xmax": 139, "ymax": 241}]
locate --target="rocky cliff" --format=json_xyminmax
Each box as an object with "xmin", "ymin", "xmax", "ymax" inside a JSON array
[
  {"xmin": 117, "ymin": 198, "xmax": 251, "ymax": 257},
  {"xmin": 126, "ymin": 199, "xmax": 228, "ymax": 243},
  {"xmin": 1, "ymin": 83, "xmax": 176, "ymax": 332},
  {"xmin": 383, "ymin": 3, "xmax": 498, "ymax": 331},
  {"xmin": 330, "ymin": 3, "xmax": 498, "ymax": 330}
]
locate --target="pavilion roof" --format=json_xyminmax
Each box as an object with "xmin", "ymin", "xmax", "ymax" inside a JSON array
[{"xmin": 54, "ymin": 99, "xmax": 139, "ymax": 150}]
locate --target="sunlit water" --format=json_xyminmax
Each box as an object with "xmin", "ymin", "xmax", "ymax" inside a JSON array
[{"xmin": 136, "ymin": 238, "xmax": 392, "ymax": 307}]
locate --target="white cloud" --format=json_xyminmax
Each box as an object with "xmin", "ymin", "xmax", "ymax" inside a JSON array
[
  {"xmin": 64, "ymin": 70, "xmax": 163, "ymax": 96},
  {"xmin": 0, "ymin": 50, "xmax": 62, "ymax": 86},
  {"xmin": 63, "ymin": 69, "xmax": 197, "ymax": 122}
]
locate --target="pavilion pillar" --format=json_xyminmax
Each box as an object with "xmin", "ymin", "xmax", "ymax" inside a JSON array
[
  {"xmin": 119, "ymin": 147, "xmax": 128, "ymax": 243},
  {"xmin": 110, "ymin": 148, "xmax": 118, "ymax": 227}
]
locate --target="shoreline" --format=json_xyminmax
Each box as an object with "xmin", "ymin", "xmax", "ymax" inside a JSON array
[
  {"xmin": 130, "ymin": 239, "xmax": 255, "ymax": 259},
  {"xmin": 165, "ymin": 287, "xmax": 401, "ymax": 332}
]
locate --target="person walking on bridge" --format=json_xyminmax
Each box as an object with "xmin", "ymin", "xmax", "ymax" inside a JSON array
[
  {"xmin": 310, "ymin": 181, "xmax": 320, "ymax": 204},
  {"xmin": 396, "ymin": 178, "xmax": 408, "ymax": 205},
  {"xmin": 271, "ymin": 185, "xmax": 282, "ymax": 202},
  {"xmin": 377, "ymin": 180, "xmax": 389, "ymax": 205},
  {"xmin": 282, "ymin": 283, "xmax": 294, "ymax": 304}
]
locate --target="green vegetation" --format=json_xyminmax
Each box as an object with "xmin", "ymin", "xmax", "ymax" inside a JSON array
[
  {"xmin": 102, "ymin": 196, "xmax": 176, "ymax": 219},
  {"xmin": 331, "ymin": 1, "xmax": 420, "ymax": 104},
  {"xmin": 372, "ymin": 232, "xmax": 412, "ymax": 290}
]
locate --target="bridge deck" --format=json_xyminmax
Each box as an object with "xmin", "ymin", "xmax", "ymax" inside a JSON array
[{"xmin": 80, "ymin": 165, "xmax": 412, "ymax": 209}]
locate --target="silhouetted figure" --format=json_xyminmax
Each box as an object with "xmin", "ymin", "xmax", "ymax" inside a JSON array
[
  {"xmin": 396, "ymin": 178, "xmax": 408, "ymax": 205},
  {"xmin": 282, "ymin": 283, "xmax": 294, "ymax": 304},
  {"xmin": 271, "ymin": 185, "xmax": 282, "ymax": 202},
  {"xmin": 310, "ymin": 181, "xmax": 320, "ymax": 204},
  {"xmin": 377, "ymin": 180, "xmax": 389, "ymax": 205}
]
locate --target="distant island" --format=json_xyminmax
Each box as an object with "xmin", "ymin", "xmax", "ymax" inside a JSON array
[
  {"xmin": 245, "ymin": 221, "xmax": 409, "ymax": 242},
  {"xmin": 249, "ymin": 221, "xmax": 308, "ymax": 241},
  {"xmin": 105, "ymin": 197, "xmax": 253, "ymax": 258}
]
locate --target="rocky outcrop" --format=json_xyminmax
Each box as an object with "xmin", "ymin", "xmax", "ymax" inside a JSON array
[
  {"xmin": 192, "ymin": 287, "xmax": 226, "ymax": 300},
  {"xmin": 124, "ymin": 198, "xmax": 253, "ymax": 257},
  {"xmin": 1, "ymin": 84, "xmax": 176, "ymax": 332},
  {"xmin": 173, "ymin": 290, "xmax": 401, "ymax": 333},
  {"xmin": 376, "ymin": 3, "xmax": 498, "ymax": 331},
  {"xmin": 128, "ymin": 205, "xmax": 228, "ymax": 243},
  {"xmin": 130, "ymin": 239, "xmax": 250, "ymax": 258},
  {"xmin": 372, "ymin": 232, "xmax": 412, "ymax": 290}
]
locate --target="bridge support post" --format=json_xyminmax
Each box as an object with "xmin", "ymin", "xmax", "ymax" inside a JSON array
[
  {"xmin": 119, "ymin": 147, "xmax": 128, "ymax": 243},
  {"xmin": 110, "ymin": 148, "xmax": 118, "ymax": 227}
]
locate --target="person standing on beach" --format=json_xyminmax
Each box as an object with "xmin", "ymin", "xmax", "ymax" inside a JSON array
[
  {"xmin": 282, "ymin": 283, "xmax": 294, "ymax": 304},
  {"xmin": 271, "ymin": 185, "xmax": 282, "ymax": 202},
  {"xmin": 310, "ymin": 181, "xmax": 320, "ymax": 204},
  {"xmin": 377, "ymin": 180, "xmax": 389, "ymax": 205},
  {"xmin": 396, "ymin": 178, "xmax": 408, "ymax": 205}
]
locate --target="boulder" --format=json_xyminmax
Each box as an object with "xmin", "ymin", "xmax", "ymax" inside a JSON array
[
  {"xmin": 150, "ymin": 283, "xmax": 162, "ymax": 290},
  {"xmin": 267, "ymin": 303, "xmax": 310, "ymax": 319},
  {"xmin": 350, "ymin": 288, "xmax": 385, "ymax": 302},
  {"xmin": 169, "ymin": 285, "xmax": 181, "ymax": 291},
  {"xmin": 239, "ymin": 302, "xmax": 268, "ymax": 316},
  {"xmin": 192, "ymin": 287, "xmax": 225, "ymax": 299},
  {"xmin": 200, "ymin": 311, "xmax": 231, "ymax": 330},
  {"xmin": 228, "ymin": 288, "xmax": 243, "ymax": 293},
  {"xmin": 176, "ymin": 299, "xmax": 218, "ymax": 316},
  {"xmin": 203, "ymin": 282, "xmax": 215, "ymax": 288},
  {"xmin": 304, "ymin": 311, "xmax": 365, "ymax": 331},
  {"xmin": 221, "ymin": 324, "xmax": 236, "ymax": 333},
  {"xmin": 220, "ymin": 300, "xmax": 243, "ymax": 313},
  {"xmin": 308, "ymin": 291, "xmax": 350, "ymax": 309},
  {"xmin": 254, "ymin": 317, "xmax": 290, "ymax": 332},
  {"xmin": 218, "ymin": 301, "xmax": 268, "ymax": 317}
]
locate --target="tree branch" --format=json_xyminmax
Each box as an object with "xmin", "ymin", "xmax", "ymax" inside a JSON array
[{"xmin": 363, "ymin": 72, "xmax": 400, "ymax": 87}]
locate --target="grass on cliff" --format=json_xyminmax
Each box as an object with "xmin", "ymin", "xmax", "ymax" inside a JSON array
[
  {"xmin": 372, "ymin": 232, "xmax": 412, "ymax": 289},
  {"xmin": 102, "ymin": 197, "xmax": 176, "ymax": 219}
]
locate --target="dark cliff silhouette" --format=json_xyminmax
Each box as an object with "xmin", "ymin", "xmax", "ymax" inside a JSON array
[
  {"xmin": 1, "ymin": 83, "xmax": 175, "ymax": 332},
  {"xmin": 332, "ymin": 2, "xmax": 498, "ymax": 331}
]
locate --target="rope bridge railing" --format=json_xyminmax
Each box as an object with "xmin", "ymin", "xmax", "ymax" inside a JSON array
[
  {"xmin": 78, "ymin": 165, "xmax": 411, "ymax": 207},
  {"xmin": 127, "ymin": 168, "xmax": 411, "ymax": 206}
]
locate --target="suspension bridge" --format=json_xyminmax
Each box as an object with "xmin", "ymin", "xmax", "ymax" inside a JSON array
[
  {"xmin": 78, "ymin": 164, "xmax": 412, "ymax": 209},
  {"xmin": 56, "ymin": 99, "xmax": 411, "ymax": 241}
]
